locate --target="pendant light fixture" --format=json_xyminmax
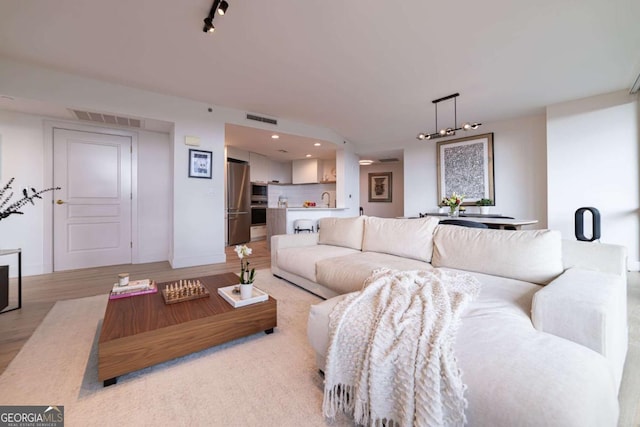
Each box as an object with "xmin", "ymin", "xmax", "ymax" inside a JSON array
[
  {"xmin": 416, "ymin": 93, "xmax": 481, "ymax": 140},
  {"xmin": 203, "ymin": 0, "xmax": 230, "ymax": 33}
]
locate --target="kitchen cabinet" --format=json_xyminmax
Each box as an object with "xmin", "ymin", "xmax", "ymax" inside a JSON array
[
  {"xmin": 249, "ymin": 152, "xmax": 270, "ymax": 183},
  {"xmin": 269, "ymin": 160, "xmax": 292, "ymax": 183},
  {"xmin": 292, "ymin": 159, "xmax": 321, "ymax": 184},
  {"xmin": 266, "ymin": 208, "xmax": 287, "ymax": 250},
  {"xmin": 292, "ymin": 159, "xmax": 336, "ymax": 184}
]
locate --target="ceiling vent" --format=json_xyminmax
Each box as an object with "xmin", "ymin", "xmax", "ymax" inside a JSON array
[
  {"xmin": 246, "ymin": 113, "xmax": 278, "ymax": 126},
  {"xmin": 378, "ymin": 158, "xmax": 400, "ymax": 163},
  {"xmin": 71, "ymin": 109, "xmax": 143, "ymax": 128}
]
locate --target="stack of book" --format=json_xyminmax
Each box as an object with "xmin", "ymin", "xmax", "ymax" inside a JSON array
[{"xmin": 109, "ymin": 279, "xmax": 157, "ymax": 300}]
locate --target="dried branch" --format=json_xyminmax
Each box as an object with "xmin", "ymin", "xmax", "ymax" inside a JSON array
[{"xmin": 0, "ymin": 178, "xmax": 61, "ymax": 221}]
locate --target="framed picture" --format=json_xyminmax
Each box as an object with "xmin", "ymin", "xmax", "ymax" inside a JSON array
[
  {"xmin": 437, "ymin": 133, "xmax": 494, "ymax": 206},
  {"xmin": 368, "ymin": 172, "xmax": 392, "ymax": 202},
  {"xmin": 188, "ymin": 149, "xmax": 212, "ymax": 179}
]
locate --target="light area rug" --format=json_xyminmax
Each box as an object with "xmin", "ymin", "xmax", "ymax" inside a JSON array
[
  {"xmin": 0, "ymin": 270, "xmax": 352, "ymax": 427},
  {"xmin": 2, "ymin": 270, "xmax": 639, "ymax": 427}
]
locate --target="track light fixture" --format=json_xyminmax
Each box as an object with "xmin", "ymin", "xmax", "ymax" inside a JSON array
[
  {"xmin": 203, "ymin": 17, "xmax": 215, "ymax": 33},
  {"xmin": 218, "ymin": 1, "xmax": 229, "ymax": 15},
  {"xmin": 416, "ymin": 93, "xmax": 481, "ymax": 141},
  {"xmin": 203, "ymin": 0, "xmax": 229, "ymax": 33}
]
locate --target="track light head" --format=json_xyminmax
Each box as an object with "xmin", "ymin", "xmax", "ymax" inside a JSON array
[
  {"xmin": 218, "ymin": 0, "xmax": 229, "ymax": 15},
  {"xmin": 203, "ymin": 17, "xmax": 215, "ymax": 32},
  {"xmin": 417, "ymin": 133, "xmax": 426, "ymax": 140}
]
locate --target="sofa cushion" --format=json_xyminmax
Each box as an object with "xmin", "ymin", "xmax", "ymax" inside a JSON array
[
  {"xmin": 362, "ymin": 216, "xmax": 440, "ymax": 262},
  {"xmin": 432, "ymin": 225, "xmax": 563, "ymax": 285},
  {"xmin": 276, "ymin": 244, "xmax": 360, "ymax": 282},
  {"xmin": 316, "ymin": 252, "xmax": 433, "ymax": 294},
  {"xmin": 318, "ymin": 216, "xmax": 366, "ymax": 250}
]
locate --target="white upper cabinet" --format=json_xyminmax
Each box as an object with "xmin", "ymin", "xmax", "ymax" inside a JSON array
[
  {"xmin": 249, "ymin": 152, "xmax": 270, "ymax": 183},
  {"xmin": 292, "ymin": 159, "xmax": 321, "ymax": 184},
  {"xmin": 292, "ymin": 158, "xmax": 336, "ymax": 184},
  {"xmin": 270, "ymin": 160, "xmax": 292, "ymax": 183}
]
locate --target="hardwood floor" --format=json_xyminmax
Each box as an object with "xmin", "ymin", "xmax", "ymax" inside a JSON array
[{"xmin": 0, "ymin": 240, "xmax": 271, "ymax": 375}]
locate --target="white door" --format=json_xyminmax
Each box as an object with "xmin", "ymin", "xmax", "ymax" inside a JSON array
[{"xmin": 53, "ymin": 129, "xmax": 132, "ymax": 271}]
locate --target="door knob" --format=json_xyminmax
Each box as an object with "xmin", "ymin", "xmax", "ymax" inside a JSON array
[{"xmin": 56, "ymin": 199, "xmax": 65, "ymax": 205}]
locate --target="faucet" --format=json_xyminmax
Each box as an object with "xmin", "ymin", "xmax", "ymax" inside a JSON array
[{"xmin": 321, "ymin": 192, "xmax": 331, "ymax": 208}]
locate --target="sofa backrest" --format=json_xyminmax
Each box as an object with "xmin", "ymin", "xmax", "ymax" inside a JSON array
[
  {"xmin": 362, "ymin": 216, "xmax": 440, "ymax": 262},
  {"xmin": 318, "ymin": 216, "xmax": 366, "ymax": 250},
  {"xmin": 432, "ymin": 225, "xmax": 563, "ymax": 285}
]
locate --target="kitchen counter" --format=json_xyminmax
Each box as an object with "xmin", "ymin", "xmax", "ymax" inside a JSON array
[{"xmin": 266, "ymin": 207, "xmax": 353, "ymax": 248}]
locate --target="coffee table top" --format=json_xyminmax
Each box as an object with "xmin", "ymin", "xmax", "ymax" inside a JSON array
[{"xmin": 99, "ymin": 272, "xmax": 275, "ymax": 342}]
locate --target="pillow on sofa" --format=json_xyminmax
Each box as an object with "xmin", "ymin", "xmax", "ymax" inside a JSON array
[
  {"xmin": 362, "ymin": 216, "xmax": 440, "ymax": 262},
  {"xmin": 318, "ymin": 216, "xmax": 366, "ymax": 250},
  {"xmin": 432, "ymin": 225, "xmax": 563, "ymax": 285}
]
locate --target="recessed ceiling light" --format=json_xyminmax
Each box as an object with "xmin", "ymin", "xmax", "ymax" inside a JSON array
[
  {"xmin": 305, "ymin": 154, "xmax": 312, "ymax": 158},
  {"xmin": 271, "ymin": 134, "xmax": 279, "ymax": 139},
  {"xmin": 359, "ymin": 159, "xmax": 374, "ymax": 166},
  {"xmin": 314, "ymin": 142, "xmax": 321, "ymax": 147}
]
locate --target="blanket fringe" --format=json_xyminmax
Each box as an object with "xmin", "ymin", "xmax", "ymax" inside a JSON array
[
  {"xmin": 324, "ymin": 383, "xmax": 402, "ymax": 426},
  {"xmin": 323, "ymin": 383, "xmax": 354, "ymax": 420}
]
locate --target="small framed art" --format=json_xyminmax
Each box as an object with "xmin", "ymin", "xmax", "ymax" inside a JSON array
[
  {"xmin": 368, "ymin": 172, "xmax": 392, "ymax": 202},
  {"xmin": 188, "ymin": 149, "xmax": 212, "ymax": 179}
]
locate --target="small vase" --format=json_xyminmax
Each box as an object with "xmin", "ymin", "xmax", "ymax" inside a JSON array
[
  {"xmin": 448, "ymin": 207, "xmax": 459, "ymax": 217},
  {"xmin": 480, "ymin": 206, "xmax": 490, "ymax": 215},
  {"xmin": 240, "ymin": 283, "xmax": 253, "ymax": 300}
]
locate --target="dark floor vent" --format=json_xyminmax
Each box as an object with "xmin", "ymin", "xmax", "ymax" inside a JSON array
[{"xmin": 246, "ymin": 114, "xmax": 278, "ymax": 125}]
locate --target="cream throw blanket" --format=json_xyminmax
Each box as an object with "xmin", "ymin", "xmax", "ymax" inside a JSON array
[{"xmin": 323, "ymin": 268, "xmax": 481, "ymax": 426}]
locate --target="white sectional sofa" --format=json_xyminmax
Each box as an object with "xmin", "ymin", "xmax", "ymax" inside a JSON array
[{"xmin": 270, "ymin": 215, "xmax": 629, "ymax": 426}]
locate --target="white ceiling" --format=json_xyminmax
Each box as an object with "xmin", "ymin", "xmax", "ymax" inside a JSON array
[
  {"xmin": 225, "ymin": 123, "xmax": 336, "ymax": 162},
  {"xmin": 0, "ymin": 0, "xmax": 638, "ymax": 159}
]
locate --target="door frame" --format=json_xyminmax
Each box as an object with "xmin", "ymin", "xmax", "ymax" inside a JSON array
[{"xmin": 43, "ymin": 120, "xmax": 139, "ymax": 273}]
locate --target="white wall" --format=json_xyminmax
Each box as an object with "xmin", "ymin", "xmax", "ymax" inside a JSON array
[
  {"xmin": 360, "ymin": 162, "xmax": 404, "ymax": 218},
  {"xmin": 336, "ymin": 147, "xmax": 360, "ymax": 215},
  {"xmin": 137, "ymin": 130, "xmax": 172, "ymax": 263},
  {"xmin": 547, "ymin": 90, "xmax": 639, "ymax": 269},
  {"xmin": 0, "ymin": 57, "xmax": 356, "ymax": 271},
  {"xmin": 0, "ymin": 110, "xmax": 173, "ymax": 274},
  {"xmin": 404, "ymin": 115, "xmax": 547, "ymax": 224},
  {"xmin": 0, "ymin": 110, "xmax": 48, "ymax": 275}
]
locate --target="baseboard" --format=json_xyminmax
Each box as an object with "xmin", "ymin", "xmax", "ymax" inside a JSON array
[{"xmin": 170, "ymin": 253, "xmax": 226, "ymax": 269}]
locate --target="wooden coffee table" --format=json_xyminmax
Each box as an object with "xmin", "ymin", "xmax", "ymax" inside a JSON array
[{"xmin": 98, "ymin": 272, "xmax": 277, "ymax": 386}]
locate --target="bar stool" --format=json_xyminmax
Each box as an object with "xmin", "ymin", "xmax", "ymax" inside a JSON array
[{"xmin": 294, "ymin": 219, "xmax": 315, "ymax": 233}]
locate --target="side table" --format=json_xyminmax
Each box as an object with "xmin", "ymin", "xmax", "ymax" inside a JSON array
[{"xmin": 0, "ymin": 248, "xmax": 22, "ymax": 314}]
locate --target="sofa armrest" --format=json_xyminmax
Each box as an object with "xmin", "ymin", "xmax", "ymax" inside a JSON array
[
  {"xmin": 270, "ymin": 233, "xmax": 319, "ymax": 274},
  {"xmin": 562, "ymin": 239, "xmax": 627, "ymax": 278},
  {"xmin": 531, "ymin": 267, "xmax": 628, "ymax": 389}
]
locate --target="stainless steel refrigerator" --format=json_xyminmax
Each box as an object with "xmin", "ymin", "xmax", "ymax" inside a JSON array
[{"xmin": 227, "ymin": 160, "xmax": 251, "ymax": 245}]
